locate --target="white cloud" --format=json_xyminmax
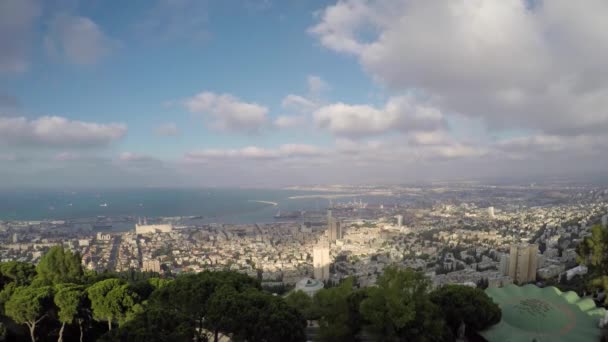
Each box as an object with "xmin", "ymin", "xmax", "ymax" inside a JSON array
[
  {"xmin": 186, "ymin": 144, "xmax": 324, "ymax": 162},
  {"xmin": 0, "ymin": 0, "xmax": 41, "ymax": 72},
  {"xmin": 310, "ymin": 0, "xmax": 608, "ymax": 135},
  {"xmin": 45, "ymin": 14, "xmax": 116, "ymax": 65},
  {"xmin": 313, "ymin": 95, "xmax": 444, "ymax": 137},
  {"xmin": 0, "ymin": 116, "xmax": 127, "ymax": 147},
  {"xmin": 274, "ymin": 115, "xmax": 306, "ymax": 129},
  {"xmin": 308, "ymin": 75, "xmax": 330, "ymax": 95},
  {"xmin": 185, "ymin": 92, "xmax": 268, "ymax": 132},
  {"xmin": 155, "ymin": 122, "xmax": 179, "ymax": 136},
  {"xmin": 408, "ymin": 130, "xmax": 451, "ymax": 146},
  {"xmin": 281, "ymin": 95, "xmax": 317, "ymax": 112}
]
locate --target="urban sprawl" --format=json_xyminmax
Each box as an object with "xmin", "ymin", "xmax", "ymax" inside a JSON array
[{"xmin": 1, "ymin": 183, "xmax": 607, "ymax": 295}]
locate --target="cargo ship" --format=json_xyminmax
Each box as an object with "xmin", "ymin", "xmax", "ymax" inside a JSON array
[{"xmin": 273, "ymin": 210, "xmax": 302, "ymax": 219}]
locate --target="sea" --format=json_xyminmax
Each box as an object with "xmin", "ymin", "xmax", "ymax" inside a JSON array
[{"xmin": 0, "ymin": 188, "xmax": 400, "ymax": 224}]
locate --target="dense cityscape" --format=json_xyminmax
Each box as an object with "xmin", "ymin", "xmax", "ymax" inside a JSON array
[{"xmin": 1, "ymin": 183, "xmax": 606, "ymax": 292}]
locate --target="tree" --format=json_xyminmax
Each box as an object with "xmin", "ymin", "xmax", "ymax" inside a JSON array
[
  {"xmin": 285, "ymin": 290, "xmax": 318, "ymax": 321},
  {"xmin": 87, "ymin": 278, "xmax": 123, "ymax": 331},
  {"xmin": 4, "ymin": 285, "xmax": 53, "ymax": 342},
  {"xmin": 429, "ymin": 285, "xmax": 501, "ymax": 338},
  {"xmin": 54, "ymin": 284, "xmax": 89, "ymax": 342},
  {"xmin": 360, "ymin": 266, "xmax": 447, "ymax": 341},
  {"xmin": 147, "ymin": 277, "xmax": 172, "ymax": 290},
  {"xmin": 314, "ymin": 278, "xmax": 361, "ymax": 341},
  {"xmin": 98, "ymin": 307, "xmax": 194, "ymax": 342},
  {"xmin": 149, "ymin": 271, "xmax": 259, "ymax": 341},
  {"xmin": 36, "ymin": 246, "xmax": 83, "ymax": 285},
  {"xmin": 0, "ymin": 261, "xmax": 36, "ymax": 287},
  {"xmin": 105, "ymin": 284, "xmax": 140, "ymax": 327},
  {"xmin": 233, "ymin": 289, "xmax": 306, "ymax": 342},
  {"xmin": 205, "ymin": 285, "xmax": 243, "ymax": 341},
  {"xmin": 577, "ymin": 225, "xmax": 608, "ymax": 275}
]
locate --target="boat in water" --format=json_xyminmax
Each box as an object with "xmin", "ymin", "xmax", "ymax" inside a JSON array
[{"xmin": 273, "ymin": 210, "xmax": 302, "ymax": 219}]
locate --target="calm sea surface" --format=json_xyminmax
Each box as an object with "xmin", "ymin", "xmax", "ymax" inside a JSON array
[{"xmin": 0, "ymin": 188, "xmax": 398, "ymax": 223}]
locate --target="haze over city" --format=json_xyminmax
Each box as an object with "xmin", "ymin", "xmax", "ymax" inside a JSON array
[{"xmin": 2, "ymin": 0, "xmax": 608, "ymax": 187}]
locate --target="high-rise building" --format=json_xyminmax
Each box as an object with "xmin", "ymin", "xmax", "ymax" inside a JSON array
[
  {"xmin": 508, "ymin": 244, "xmax": 539, "ymax": 284},
  {"xmin": 499, "ymin": 253, "xmax": 510, "ymax": 276},
  {"xmin": 488, "ymin": 207, "xmax": 495, "ymax": 219},
  {"xmin": 327, "ymin": 210, "xmax": 342, "ymax": 242},
  {"xmin": 396, "ymin": 215, "xmax": 403, "ymax": 228},
  {"xmin": 313, "ymin": 244, "xmax": 330, "ymax": 281},
  {"xmin": 602, "ymin": 214, "xmax": 608, "ymax": 228}
]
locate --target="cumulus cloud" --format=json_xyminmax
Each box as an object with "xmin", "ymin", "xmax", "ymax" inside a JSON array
[
  {"xmin": 185, "ymin": 92, "xmax": 269, "ymax": 132},
  {"xmin": 0, "ymin": 0, "xmax": 41, "ymax": 72},
  {"xmin": 310, "ymin": 0, "xmax": 608, "ymax": 135},
  {"xmin": 155, "ymin": 122, "xmax": 179, "ymax": 136},
  {"xmin": 0, "ymin": 116, "xmax": 127, "ymax": 147},
  {"xmin": 314, "ymin": 95, "xmax": 444, "ymax": 137},
  {"xmin": 45, "ymin": 14, "xmax": 116, "ymax": 65}
]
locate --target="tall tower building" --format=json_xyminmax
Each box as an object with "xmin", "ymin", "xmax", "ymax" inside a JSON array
[
  {"xmin": 488, "ymin": 207, "xmax": 496, "ymax": 219},
  {"xmin": 313, "ymin": 243, "xmax": 330, "ymax": 281},
  {"xmin": 508, "ymin": 244, "xmax": 538, "ymax": 284},
  {"xmin": 327, "ymin": 209, "xmax": 342, "ymax": 242},
  {"xmin": 499, "ymin": 254, "xmax": 510, "ymax": 276},
  {"xmin": 396, "ymin": 215, "xmax": 403, "ymax": 228}
]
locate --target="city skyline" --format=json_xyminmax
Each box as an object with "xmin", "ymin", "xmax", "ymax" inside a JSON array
[{"xmin": 2, "ymin": 0, "xmax": 608, "ymax": 188}]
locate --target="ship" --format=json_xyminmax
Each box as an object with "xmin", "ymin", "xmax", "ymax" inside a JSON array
[
  {"xmin": 273, "ymin": 210, "xmax": 302, "ymax": 219},
  {"xmin": 93, "ymin": 223, "xmax": 113, "ymax": 231}
]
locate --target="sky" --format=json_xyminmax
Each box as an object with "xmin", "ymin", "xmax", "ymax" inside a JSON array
[{"xmin": 1, "ymin": 0, "xmax": 608, "ymax": 188}]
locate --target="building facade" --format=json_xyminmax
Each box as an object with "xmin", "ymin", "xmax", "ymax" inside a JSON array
[
  {"xmin": 142, "ymin": 259, "xmax": 161, "ymax": 273},
  {"xmin": 327, "ymin": 210, "xmax": 342, "ymax": 242},
  {"xmin": 313, "ymin": 244, "xmax": 330, "ymax": 281},
  {"xmin": 508, "ymin": 244, "xmax": 539, "ymax": 284}
]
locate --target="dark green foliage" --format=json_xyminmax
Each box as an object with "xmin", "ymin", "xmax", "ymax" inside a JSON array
[
  {"xmin": 429, "ymin": 285, "xmax": 501, "ymax": 337},
  {"xmin": 229, "ymin": 289, "xmax": 306, "ymax": 342},
  {"xmin": 98, "ymin": 308, "xmax": 194, "ymax": 342},
  {"xmin": 36, "ymin": 246, "xmax": 84, "ymax": 285},
  {"xmin": 4, "ymin": 285, "xmax": 54, "ymax": 342},
  {"xmin": 314, "ymin": 278, "xmax": 361, "ymax": 341},
  {"xmin": 0, "ymin": 261, "xmax": 36, "ymax": 287},
  {"xmin": 149, "ymin": 270, "xmax": 260, "ymax": 339},
  {"xmin": 87, "ymin": 278, "xmax": 128, "ymax": 330},
  {"xmin": 360, "ymin": 266, "xmax": 447, "ymax": 341},
  {"xmin": 285, "ymin": 290, "xmax": 319, "ymax": 320},
  {"xmin": 577, "ymin": 225, "xmax": 608, "ymax": 275}
]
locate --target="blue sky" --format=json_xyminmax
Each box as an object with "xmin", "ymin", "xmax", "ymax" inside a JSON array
[{"xmin": 1, "ymin": 0, "xmax": 608, "ymax": 187}]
